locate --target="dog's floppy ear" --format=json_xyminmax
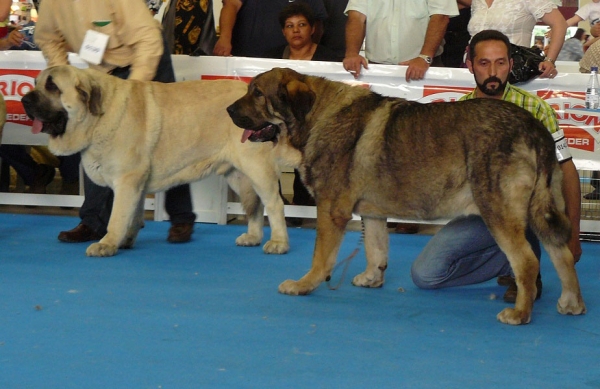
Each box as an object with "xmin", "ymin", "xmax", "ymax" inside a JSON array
[
  {"xmin": 281, "ymin": 79, "xmax": 315, "ymax": 121},
  {"xmin": 76, "ymin": 79, "xmax": 103, "ymax": 117}
]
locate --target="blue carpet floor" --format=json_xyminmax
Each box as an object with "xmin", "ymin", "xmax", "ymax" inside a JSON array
[{"xmin": 1, "ymin": 213, "xmax": 599, "ymax": 388}]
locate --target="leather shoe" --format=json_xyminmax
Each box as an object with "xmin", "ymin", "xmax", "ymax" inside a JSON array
[
  {"xmin": 583, "ymin": 190, "xmax": 600, "ymax": 200},
  {"xmin": 500, "ymin": 274, "xmax": 542, "ymax": 303},
  {"xmin": 58, "ymin": 223, "xmax": 103, "ymax": 243},
  {"xmin": 167, "ymin": 222, "xmax": 194, "ymax": 243}
]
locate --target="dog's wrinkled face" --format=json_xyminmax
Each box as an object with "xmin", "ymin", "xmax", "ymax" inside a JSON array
[
  {"xmin": 226, "ymin": 67, "xmax": 315, "ymax": 143},
  {"xmin": 21, "ymin": 65, "xmax": 103, "ymax": 138}
]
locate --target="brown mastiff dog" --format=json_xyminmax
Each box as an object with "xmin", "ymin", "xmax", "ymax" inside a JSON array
[
  {"xmin": 227, "ymin": 67, "xmax": 586, "ymax": 325},
  {"xmin": 21, "ymin": 65, "xmax": 295, "ymax": 257}
]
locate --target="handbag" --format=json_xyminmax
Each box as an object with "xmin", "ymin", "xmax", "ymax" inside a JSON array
[{"xmin": 509, "ymin": 44, "xmax": 544, "ymax": 84}]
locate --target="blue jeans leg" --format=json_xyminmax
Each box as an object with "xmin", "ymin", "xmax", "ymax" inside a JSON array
[{"xmin": 410, "ymin": 215, "xmax": 541, "ymax": 289}]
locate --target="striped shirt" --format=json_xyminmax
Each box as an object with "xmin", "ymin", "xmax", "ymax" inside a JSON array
[{"xmin": 460, "ymin": 83, "xmax": 572, "ymax": 162}]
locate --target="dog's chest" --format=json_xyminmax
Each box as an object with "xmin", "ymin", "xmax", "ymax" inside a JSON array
[{"xmin": 81, "ymin": 152, "xmax": 108, "ymax": 186}]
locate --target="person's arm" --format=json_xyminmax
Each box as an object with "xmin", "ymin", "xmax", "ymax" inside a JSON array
[
  {"xmin": 560, "ymin": 159, "xmax": 582, "ymax": 263},
  {"xmin": 566, "ymin": 15, "xmax": 583, "ymax": 28},
  {"xmin": 400, "ymin": 14, "xmax": 449, "ymax": 82},
  {"xmin": 112, "ymin": 0, "xmax": 163, "ymax": 81},
  {"xmin": 539, "ymin": 9, "xmax": 567, "ymax": 78},
  {"xmin": 457, "ymin": 0, "xmax": 471, "ymax": 7},
  {"xmin": 0, "ymin": 0, "xmax": 12, "ymax": 21},
  {"xmin": 33, "ymin": 1, "xmax": 70, "ymax": 66},
  {"xmin": 342, "ymin": 10, "xmax": 368, "ymax": 78},
  {"xmin": 213, "ymin": 0, "xmax": 242, "ymax": 56}
]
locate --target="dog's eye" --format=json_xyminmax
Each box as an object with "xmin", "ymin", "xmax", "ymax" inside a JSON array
[
  {"xmin": 253, "ymin": 88, "xmax": 263, "ymax": 98},
  {"xmin": 45, "ymin": 76, "xmax": 59, "ymax": 93}
]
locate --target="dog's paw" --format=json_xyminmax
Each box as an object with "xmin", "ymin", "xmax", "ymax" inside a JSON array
[
  {"xmin": 278, "ymin": 279, "xmax": 314, "ymax": 295},
  {"xmin": 557, "ymin": 293, "xmax": 586, "ymax": 316},
  {"xmin": 496, "ymin": 307, "xmax": 531, "ymax": 325},
  {"xmin": 352, "ymin": 271, "xmax": 384, "ymax": 288},
  {"xmin": 235, "ymin": 233, "xmax": 261, "ymax": 247},
  {"xmin": 263, "ymin": 240, "xmax": 289, "ymax": 254},
  {"xmin": 86, "ymin": 242, "xmax": 118, "ymax": 257},
  {"xmin": 120, "ymin": 237, "xmax": 136, "ymax": 249}
]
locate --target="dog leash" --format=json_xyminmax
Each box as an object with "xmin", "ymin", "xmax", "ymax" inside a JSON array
[{"xmin": 326, "ymin": 220, "xmax": 365, "ymax": 290}]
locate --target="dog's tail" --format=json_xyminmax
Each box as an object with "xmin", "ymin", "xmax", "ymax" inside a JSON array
[{"xmin": 528, "ymin": 162, "xmax": 572, "ymax": 247}]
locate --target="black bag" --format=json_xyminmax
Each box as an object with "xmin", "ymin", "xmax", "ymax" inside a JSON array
[{"xmin": 509, "ymin": 44, "xmax": 544, "ymax": 84}]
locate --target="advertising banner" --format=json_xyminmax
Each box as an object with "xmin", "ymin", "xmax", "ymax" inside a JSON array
[{"xmin": 1, "ymin": 52, "xmax": 598, "ymax": 169}]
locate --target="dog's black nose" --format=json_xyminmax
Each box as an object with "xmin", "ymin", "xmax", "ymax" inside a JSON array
[{"xmin": 226, "ymin": 104, "xmax": 236, "ymax": 117}]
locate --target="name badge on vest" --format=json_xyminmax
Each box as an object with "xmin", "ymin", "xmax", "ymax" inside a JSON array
[{"xmin": 79, "ymin": 29, "xmax": 109, "ymax": 65}]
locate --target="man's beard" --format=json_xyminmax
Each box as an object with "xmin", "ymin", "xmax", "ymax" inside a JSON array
[{"xmin": 477, "ymin": 76, "xmax": 508, "ymax": 96}]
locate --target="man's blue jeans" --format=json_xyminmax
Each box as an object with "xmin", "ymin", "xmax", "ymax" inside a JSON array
[{"xmin": 411, "ymin": 215, "xmax": 541, "ymax": 289}]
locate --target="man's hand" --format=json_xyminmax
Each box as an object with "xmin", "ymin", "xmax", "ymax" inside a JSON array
[
  {"xmin": 400, "ymin": 57, "xmax": 430, "ymax": 81},
  {"xmin": 343, "ymin": 54, "xmax": 368, "ymax": 79}
]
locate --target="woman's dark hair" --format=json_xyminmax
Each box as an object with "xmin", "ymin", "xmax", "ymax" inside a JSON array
[
  {"xmin": 469, "ymin": 30, "xmax": 512, "ymax": 60},
  {"xmin": 573, "ymin": 28, "xmax": 586, "ymax": 41},
  {"xmin": 278, "ymin": 2, "xmax": 316, "ymax": 28}
]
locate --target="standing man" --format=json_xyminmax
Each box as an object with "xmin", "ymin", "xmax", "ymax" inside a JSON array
[
  {"xmin": 342, "ymin": 0, "xmax": 459, "ymax": 81},
  {"xmin": 213, "ymin": 0, "xmax": 328, "ymax": 58},
  {"xmin": 35, "ymin": 0, "xmax": 197, "ymax": 244},
  {"xmin": 411, "ymin": 30, "xmax": 582, "ymax": 303}
]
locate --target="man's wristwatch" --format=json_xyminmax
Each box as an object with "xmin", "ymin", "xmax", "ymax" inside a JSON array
[{"xmin": 418, "ymin": 54, "xmax": 432, "ymax": 64}]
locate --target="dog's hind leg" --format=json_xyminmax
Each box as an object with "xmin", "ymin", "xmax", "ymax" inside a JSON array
[
  {"xmin": 279, "ymin": 199, "xmax": 348, "ymax": 295},
  {"xmin": 529, "ymin": 167, "xmax": 585, "ymax": 316},
  {"xmin": 226, "ymin": 171, "xmax": 264, "ymax": 248},
  {"xmin": 543, "ymin": 244, "xmax": 586, "ymax": 315},
  {"xmin": 352, "ymin": 216, "xmax": 388, "ymax": 288},
  {"xmin": 490, "ymin": 222, "xmax": 539, "ymax": 325}
]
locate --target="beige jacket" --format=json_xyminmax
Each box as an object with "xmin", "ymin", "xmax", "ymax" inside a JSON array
[{"xmin": 34, "ymin": 0, "xmax": 163, "ymax": 81}]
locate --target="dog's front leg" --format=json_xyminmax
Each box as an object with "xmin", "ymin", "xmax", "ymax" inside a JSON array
[
  {"xmin": 244, "ymin": 168, "xmax": 289, "ymax": 254},
  {"xmin": 121, "ymin": 195, "xmax": 146, "ymax": 249},
  {"xmin": 279, "ymin": 200, "xmax": 347, "ymax": 295},
  {"xmin": 86, "ymin": 179, "xmax": 145, "ymax": 257},
  {"xmin": 352, "ymin": 216, "xmax": 388, "ymax": 288}
]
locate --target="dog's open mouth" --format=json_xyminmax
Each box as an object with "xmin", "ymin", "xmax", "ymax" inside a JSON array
[
  {"xmin": 29, "ymin": 113, "xmax": 68, "ymax": 138},
  {"xmin": 241, "ymin": 123, "xmax": 280, "ymax": 143}
]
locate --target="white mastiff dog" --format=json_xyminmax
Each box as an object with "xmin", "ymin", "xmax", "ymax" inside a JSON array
[{"xmin": 21, "ymin": 65, "xmax": 295, "ymax": 257}]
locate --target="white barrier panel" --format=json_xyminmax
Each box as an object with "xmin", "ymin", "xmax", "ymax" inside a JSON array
[{"xmin": 1, "ymin": 52, "xmax": 599, "ymax": 222}]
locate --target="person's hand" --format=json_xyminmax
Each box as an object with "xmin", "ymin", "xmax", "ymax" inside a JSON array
[
  {"xmin": 0, "ymin": 28, "xmax": 24, "ymax": 50},
  {"xmin": 343, "ymin": 54, "xmax": 368, "ymax": 79},
  {"xmin": 399, "ymin": 57, "xmax": 430, "ymax": 81},
  {"xmin": 7, "ymin": 29, "xmax": 24, "ymax": 47},
  {"xmin": 213, "ymin": 38, "xmax": 232, "ymax": 56},
  {"xmin": 539, "ymin": 59, "xmax": 557, "ymax": 79}
]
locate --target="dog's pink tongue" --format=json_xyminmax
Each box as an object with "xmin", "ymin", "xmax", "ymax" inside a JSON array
[
  {"xmin": 241, "ymin": 129, "xmax": 253, "ymax": 143},
  {"xmin": 31, "ymin": 119, "xmax": 43, "ymax": 134}
]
